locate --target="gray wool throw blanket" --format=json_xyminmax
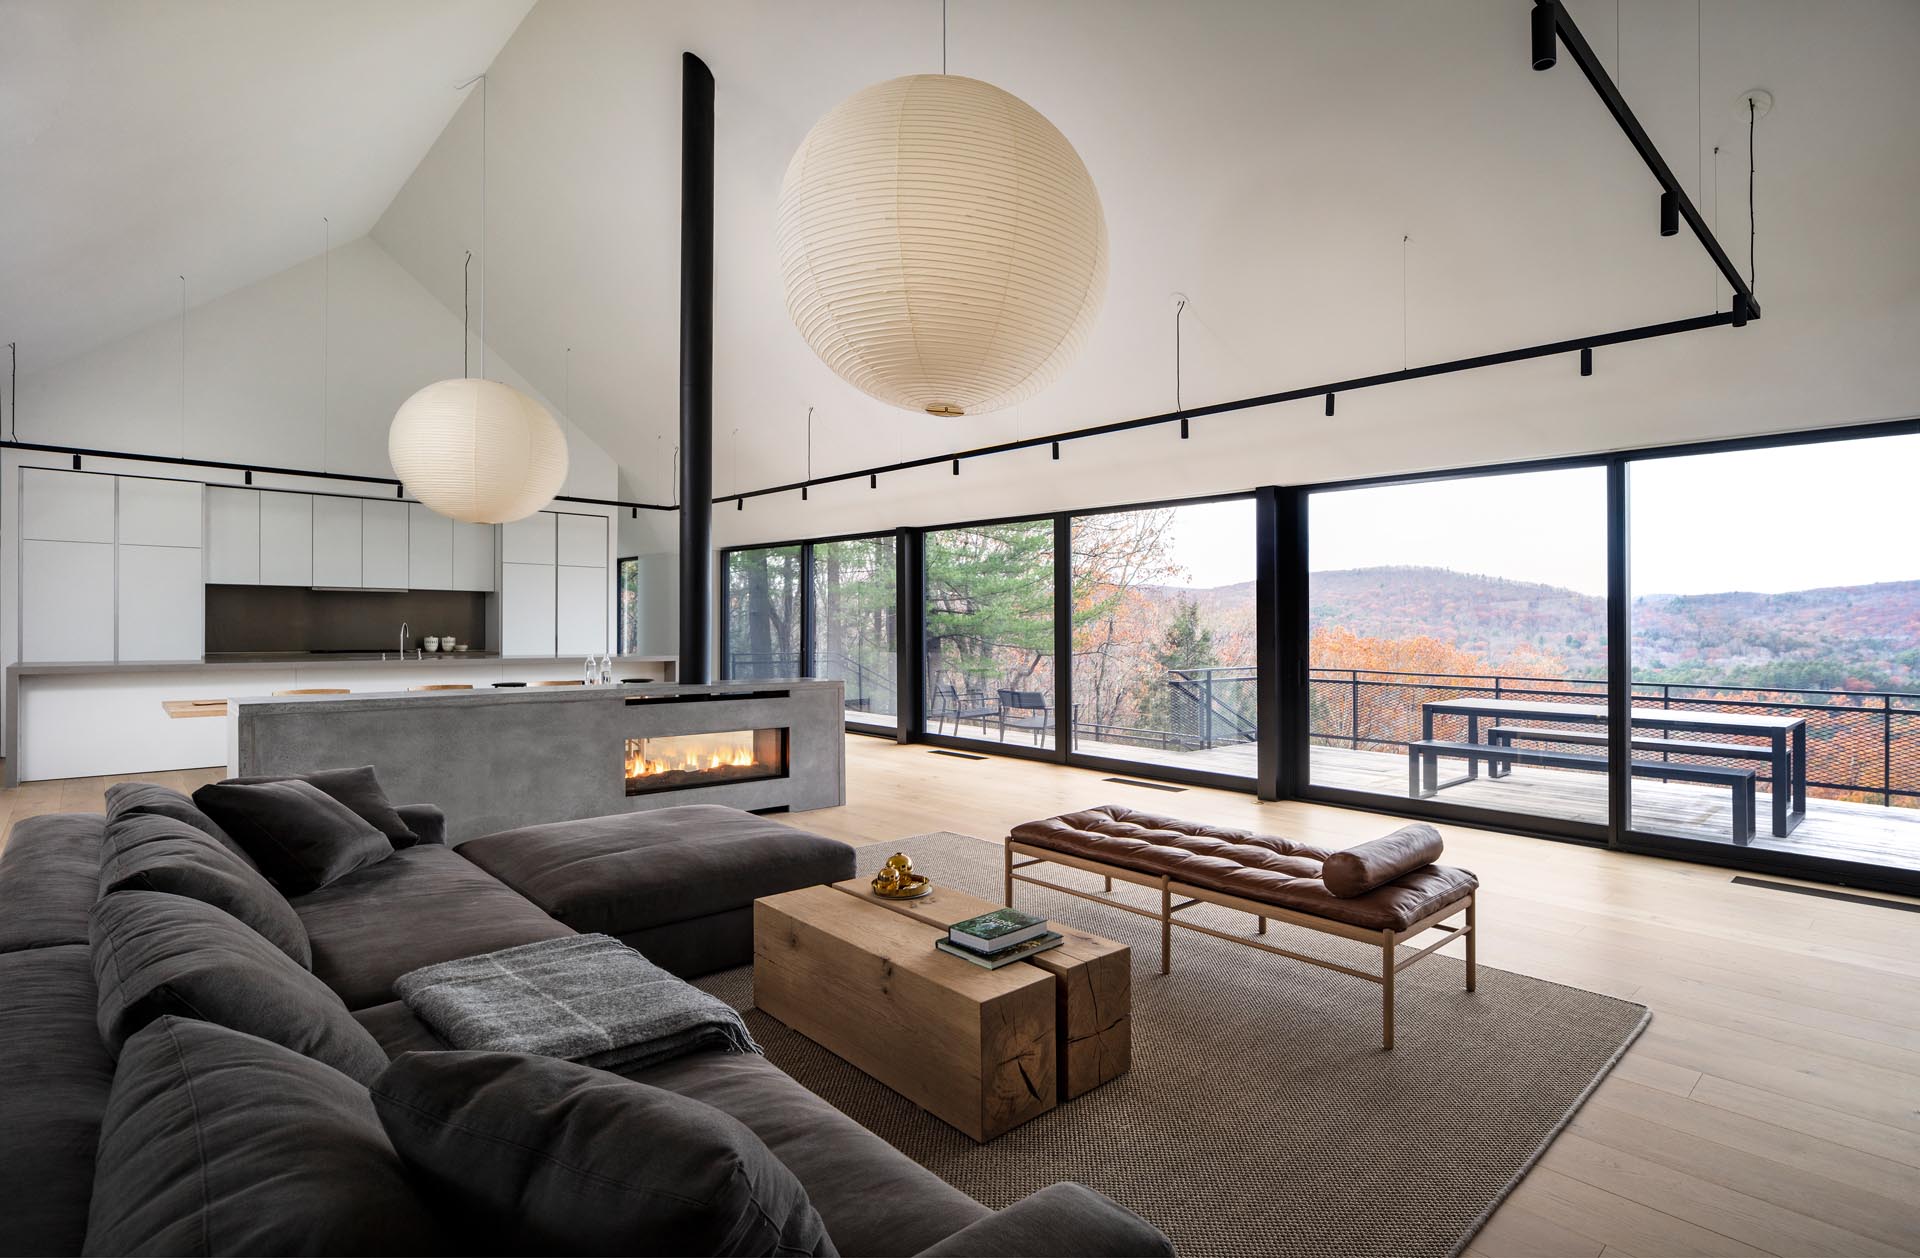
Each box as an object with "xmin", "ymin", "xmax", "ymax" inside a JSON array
[{"xmin": 394, "ymin": 934, "xmax": 760, "ymax": 1074}]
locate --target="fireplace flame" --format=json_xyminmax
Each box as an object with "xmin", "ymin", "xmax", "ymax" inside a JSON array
[{"xmin": 625, "ymin": 732, "xmax": 761, "ymax": 780}]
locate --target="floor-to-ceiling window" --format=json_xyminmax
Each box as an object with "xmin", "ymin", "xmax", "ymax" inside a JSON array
[
  {"xmin": 617, "ymin": 556, "xmax": 639, "ymax": 655},
  {"xmin": 1305, "ymin": 466, "xmax": 1611, "ymax": 827},
  {"xmin": 812, "ymin": 536, "xmax": 897, "ymax": 730},
  {"xmin": 1070, "ymin": 498, "xmax": 1258, "ymax": 779},
  {"xmin": 1627, "ymin": 433, "xmax": 1920, "ymax": 874},
  {"xmin": 724, "ymin": 545, "xmax": 802, "ymax": 679},
  {"xmin": 923, "ymin": 520, "xmax": 1057, "ymax": 749}
]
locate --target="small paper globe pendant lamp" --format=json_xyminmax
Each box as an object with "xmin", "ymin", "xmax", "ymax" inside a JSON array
[
  {"xmin": 776, "ymin": 71, "xmax": 1108, "ymax": 417},
  {"xmin": 388, "ymin": 376, "xmax": 568, "ymax": 524},
  {"xmin": 387, "ymin": 74, "xmax": 567, "ymax": 524}
]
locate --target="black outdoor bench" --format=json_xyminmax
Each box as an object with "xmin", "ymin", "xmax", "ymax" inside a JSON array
[{"xmin": 1407, "ymin": 738, "xmax": 1757, "ymax": 843}]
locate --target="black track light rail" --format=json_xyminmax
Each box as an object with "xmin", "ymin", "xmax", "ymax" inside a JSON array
[
  {"xmin": 719, "ymin": 311, "xmax": 1735, "ymax": 504},
  {"xmin": 0, "ymin": 439, "xmax": 677, "ymax": 512},
  {"xmin": 720, "ymin": 0, "xmax": 1762, "ymax": 508},
  {"xmin": 1535, "ymin": 0, "xmax": 1758, "ymax": 319}
]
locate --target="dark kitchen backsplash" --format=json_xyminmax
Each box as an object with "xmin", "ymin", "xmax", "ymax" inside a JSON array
[{"xmin": 205, "ymin": 586, "xmax": 489, "ymax": 654}]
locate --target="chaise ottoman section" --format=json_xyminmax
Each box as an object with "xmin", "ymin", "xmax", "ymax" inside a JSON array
[{"xmin": 458, "ymin": 804, "xmax": 856, "ymax": 977}]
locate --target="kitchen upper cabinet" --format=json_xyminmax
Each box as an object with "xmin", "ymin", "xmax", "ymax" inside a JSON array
[
  {"xmin": 205, "ymin": 487, "xmax": 261, "ymax": 584},
  {"xmin": 117, "ymin": 545, "xmax": 204, "ymax": 661},
  {"xmin": 501, "ymin": 561, "xmax": 556, "ymax": 657},
  {"xmin": 361, "ymin": 500, "xmax": 409, "ymax": 589},
  {"xmin": 556, "ymin": 565, "xmax": 609, "ymax": 655},
  {"xmin": 406, "ymin": 504, "xmax": 453, "ymax": 591},
  {"xmin": 19, "ymin": 468, "xmax": 115, "ymax": 543},
  {"xmin": 311, "ymin": 496, "xmax": 363, "ymax": 586},
  {"xmin": 118, "ymin": 478, "xmax": 203, "ymax": 548},
  {"xmin": 556, "ymin": 513, "xmax": 607, "ymax": 567},
  {"xmin": 451, "ymin": 521, "xmax": 495, "ymax": 592},
  {"xmin": 258, "ymin": 492, "xmax": 313, "ymax": 586},
  {"xmin": 20, "ymin": 540, "xmax": 115, "ymax": 662},
  {"xmin": 501, "ymin": 511, "xmax": 556, "ymax": 565}
]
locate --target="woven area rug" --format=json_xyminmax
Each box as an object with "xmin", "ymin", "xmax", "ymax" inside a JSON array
[{"xmin": 699, "ymin": 832, "xmax": 1648, "ymax": 1258}]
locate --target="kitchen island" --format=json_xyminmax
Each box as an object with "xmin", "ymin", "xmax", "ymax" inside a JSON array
[{"xmin": 4, "ymin": 653, "xmax": 678, "ymax": 785}]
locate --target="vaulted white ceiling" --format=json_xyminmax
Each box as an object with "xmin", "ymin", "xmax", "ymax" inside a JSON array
[{"xmin": 0, "ymin": 0, "xmax": 535, "ymax": 368}]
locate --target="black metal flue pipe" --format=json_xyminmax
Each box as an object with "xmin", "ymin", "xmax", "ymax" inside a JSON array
[{"xmin": 677, "ymin": 52, "xmax": 715, "ymax": 683}]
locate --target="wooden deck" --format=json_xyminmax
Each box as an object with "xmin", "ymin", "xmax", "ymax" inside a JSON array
[{"xmin": 1066, "ymin": 737, "xmax": 1920, "ymax": 873}]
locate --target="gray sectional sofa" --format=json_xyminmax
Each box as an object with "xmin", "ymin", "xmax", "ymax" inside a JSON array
[{"xmin": 0, "ymin": 783, "xmax": 1172, "ymax": 1257}]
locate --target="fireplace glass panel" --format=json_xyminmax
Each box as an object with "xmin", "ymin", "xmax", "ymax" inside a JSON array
[{"xmin": 624, "ymin": 728, "xmax": 788, "ymax": 795}]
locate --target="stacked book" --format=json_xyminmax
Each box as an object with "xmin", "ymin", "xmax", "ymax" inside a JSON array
[{"xmin": 936, "ymin": 908, "xmax": 1064, "ymax": 970}]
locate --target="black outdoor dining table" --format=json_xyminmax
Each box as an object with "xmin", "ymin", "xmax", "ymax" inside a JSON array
[{"xmin": 1418, "ymin": 696, "xmax": 1808, "ymax": 837}]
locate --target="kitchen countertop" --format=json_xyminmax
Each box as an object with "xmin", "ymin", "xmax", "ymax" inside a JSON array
[{"xmin": 8, "ymin": 654, "xmax": 679, "ymax": 677}]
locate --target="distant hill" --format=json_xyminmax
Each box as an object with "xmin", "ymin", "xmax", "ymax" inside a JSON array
[{"xmin": 1145, "ymin": 566, "xmax": 1920, "ymax": 690}]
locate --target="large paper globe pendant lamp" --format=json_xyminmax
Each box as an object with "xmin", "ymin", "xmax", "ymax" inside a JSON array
[
  {"xmin": 388, "ymin": 377, "xmax": 569, "ymax": 524},
  {"xmin": 776, "ymin": 73, "xmax": 1107, "ymax": 417}
]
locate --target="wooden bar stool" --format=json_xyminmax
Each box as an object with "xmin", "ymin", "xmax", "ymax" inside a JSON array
[
  {"xmin": 274, "ymin": 688, "xmax": 350, "ymax": 696},
  {"xmin": 409, "ymin": 684, "xmax": 474, "ymax": 691}
]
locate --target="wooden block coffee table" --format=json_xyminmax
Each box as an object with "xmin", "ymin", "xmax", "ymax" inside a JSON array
[
  {"xmin": 754, "ymin": 883, "xmax": 1131, "ymax": 1142},
  {"xmin": 831, "ymin": 879, "xmax": 1131, "ymax": 1101}
]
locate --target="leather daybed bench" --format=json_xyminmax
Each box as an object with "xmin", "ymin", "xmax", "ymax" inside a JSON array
[{"xmin": 1007, "ymin": 806, "xmax": 1478, "ymax": 1048}]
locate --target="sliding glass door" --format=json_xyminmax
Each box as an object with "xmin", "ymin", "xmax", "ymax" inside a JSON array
[
  {"xmin": 1627, "ymin": 433, "xmax": 1920, "ymax": 876},
  {"xmin": 1304, "ymin": 467, "xmax": 1611, "ymax": 828},
  {"xmin": 923, "ymin": 520, "xmax": 1058, "ymax": 750},
  {"xmin": 811, "ymin": 536, "xmax": 897, "ymax": 730},
  {"xmin": 1070, "ymin": 498, "xmax": 1258, "ymax": 781}
]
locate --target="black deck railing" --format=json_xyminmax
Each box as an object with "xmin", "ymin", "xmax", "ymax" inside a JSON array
[{"xmin": 1309, "ymin": 667, "xmax": 1920, "ymax": 807}]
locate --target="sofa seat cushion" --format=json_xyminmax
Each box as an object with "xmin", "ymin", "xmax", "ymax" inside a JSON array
[
  {"xmin": 629, "ymin": 1050, "xmax": 990, "ymax": 1257},
  {"xmin": 100, "ymin": 813, "xmax": 311, "ymax": 968},
  {"xmin": 0, "ymin": 945, "xmax": 116, "ymax": 1257},
  {"xmin": 292, "ymin": 844, "xmax": 573, "ymax": 1010},
  {"xmin": 85, "ymin": 1017, "xmax": 446, "ymax": 1257},
  {"xmin": 459, "ymin": 805, "xmax": 857, "ymax": 936},
  {"xmin": 90, "ymin": 889, "xmax": 390, "ymax": 1085},
  {"xmin": 353, "ymin": 1000, "xmax": 449, "ymax": 1057},
  {"xmin": 0, "ymin": 813, "xmax": 104, "ymax": 952},
  {"xmin": 1011, "ymin": 806, "xmax": 1477, "ymax": 933},
  {"xmin": 373, "ymin": 1050, "xmax": 836, "ymax": 1257}
]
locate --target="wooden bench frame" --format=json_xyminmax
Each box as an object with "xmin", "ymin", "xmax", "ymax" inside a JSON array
[{"xmin": 1004, "ymin": 839, "xmax": 1475, "ymax": 1050}]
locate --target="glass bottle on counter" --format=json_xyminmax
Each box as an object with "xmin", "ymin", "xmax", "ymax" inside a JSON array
[
  {"xmin": 599, "ymin": 654, "xmax": 614, "ymax": 685},
  {"xmin": 584, "ymin": 656, "xmax": 599, "ymax": 685}
]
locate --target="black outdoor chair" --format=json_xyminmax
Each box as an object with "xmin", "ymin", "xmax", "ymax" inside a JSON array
[
  {"xmin": 932, "ymin": 683, "xmax": 1000, "ymax": 736},
  {"xmin": 996, "ymin": 689, "xmax": 1078, "ymax": 749}
]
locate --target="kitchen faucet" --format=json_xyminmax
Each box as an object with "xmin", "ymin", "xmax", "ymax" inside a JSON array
[{"xmin": 400, "ymin": 622, "xmax": 411, "ymax": 658}]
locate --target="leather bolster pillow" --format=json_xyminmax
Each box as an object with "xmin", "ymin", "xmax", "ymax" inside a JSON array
[{"xmin": 1321, "ymin": 824, "xmax": 1444, "ymax": 898}]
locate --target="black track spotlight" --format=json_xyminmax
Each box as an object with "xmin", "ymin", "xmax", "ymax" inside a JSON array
[
  {"xmin": 735, "ymin": 497, "xmax": 743, "ymax": 511},
  {"xmin": 951, "ymin": 459, "xmax": 960, "ymax": 476},
  {"xmin": 1731, "ymin": 293, "xmax": 1752, "ymax": 327},
  {"xmin": 1531, "ymin": 1, "xmax": 1558, "ymax": 71},
  {"xmin": 869, "ymin": 473, "xmax": 877, "ymax": 489},
  {"xmin": 1051, "ymin": 442, "xmax": 1060, "ymax": 460},
  {"xmin": 1179, "ymin": 417, "xmax": 1189, "ymax": 440},
  {"xmin": 1580, "ymin": 346, "xmax": 1593, "ymax": 376},
  {"xmin": 244, "ymin": 469, "xmax": 253, "ymax": 486},
  {"xmin": 1324, "ymin": 392, "xmax": 1336, "ymax": 417},
  {"xmin": 801, "ymin": 485, "xmax": 809, "ymax": 501},
  {"xmin": 395, "ymin": 484, "xmax": 404, "ymax": 499},
  {"xmin": 1659, "ymin": 190, "xmax": 1679, "ymax": 237},
  {"xmin": 630, "ymin": 506, "xmax": 638, "ymax": 519},
  {"xmin": 72, "ymin": 454, "xmax": 82, "ymax": 470}
]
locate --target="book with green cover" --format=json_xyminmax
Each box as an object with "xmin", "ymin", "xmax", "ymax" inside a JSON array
[
  {"xmin": 947, "ymin": 907, "xmax": 1050, "ymax": 953},
  {"xmin": 935, "ymin": 932, "xmax": 1064, "ymax": 970}
]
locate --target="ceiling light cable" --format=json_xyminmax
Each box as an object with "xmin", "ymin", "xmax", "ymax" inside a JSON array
[
  {"xmin": 1747, "ymin": 95, "xmax": 1757, "ymax": 294},
  {"xmin": 7, "ymin": 341, "xmax": 17, "ymax": 440},
  {"xmin": 461, "ymin": 251, "xmax": 472, "ymax": 377},
  {"xmin": 322, "ymin": 216, "xmax": 330, "ymax": 472},
  {"xmin": 940, "ymin": 0, "xmax": 947, "ymax": 75},
  {"xmin": 178, "ymin": 275, "xmax": 187, "ymax": 457},
  {"xmin": 1174, "ymin": 297, "xmax": 1187, "ymax": 439}
]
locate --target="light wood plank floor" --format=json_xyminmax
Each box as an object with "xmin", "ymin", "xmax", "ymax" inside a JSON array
[{"xmin": 7, "ymin": 742, "xmax": 1919, "ymax": 1256}]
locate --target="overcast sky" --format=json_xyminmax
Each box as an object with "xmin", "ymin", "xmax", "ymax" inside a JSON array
[{"xmin": 1155, "ymin": 432, "xmax": 1918, "ymax": 598}]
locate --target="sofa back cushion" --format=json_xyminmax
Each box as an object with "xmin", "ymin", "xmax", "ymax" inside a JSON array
[
  {"xmin": 192, "ymin": 779, "xmax": 393, "ymax": 895},
  {"xmin": 90, "ymin": 890, "xmax": 389, "ymax": 1084},
  {"xmin": 0, "ymin": 812, "xmax": 106, "ymax": 953},
  {"xmin": 85, "ymin": 1017, "xmax": 445, "ymax": 1257},
  {"xmin": 218, "ymin": 765, "xmax": 421, "ymax": 847},
  {"xmin": 372, "ymin": 1050, "xmax": 836, "ymax": 1257},
  {"xmin": 105, "ymin": 782, "xmax": 254, "ymax": 869},
  {"xmin": 101, "ymin": 813, "xmax": 312, "ymax": 968}
]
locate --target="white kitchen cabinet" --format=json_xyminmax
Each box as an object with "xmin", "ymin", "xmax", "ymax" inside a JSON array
[
  {"xmin": 361, "ymin": 500, "xmax": 409, "ymax": 589},
  {"xmin": 311, "ymin": 496, "xmax": 363, "ymax": 586},
  {"xmin": 556, "ymin": 564, "xmax": 609, "ymax": 655},
  {"xmin": 20, "ymin": 540, "xmax": 115, "ymax": 662},
  {"xmin": 19, "ymin": 468, "xmax": 115, "ymax": 543},
  {"xmin": 406, "ymin": 504, "xmax": 453, "ymax": 590},
  {"xmin": 555, "ymin": 513, "xmax": 607, "ymax": 567},
  {"xmin": 501, "ymin": 511, "xmax": 556, "ymax": 565},
  {"xmin": 205, "ymin": 486, "xmax": 261, "ymax": 584},
  {"xmin": 258, "ymin": 493, "xmax": 313, "ymax": 586},
  {"xmin": 117, "ymin": 545, "xmax": 204, "ymax": 661},
  {"xmin": 451, "ymin": 521, "xmax": 494, "ymax": 592},
  {"xmin": 118, "ymin": 478, "xmax": 203, "ymax": 548},
  {"xmin": 501, "ymin": 561, "xmax": 556, "ymax": 656}
]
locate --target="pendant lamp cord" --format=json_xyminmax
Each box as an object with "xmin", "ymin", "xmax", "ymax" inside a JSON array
[
  {"xmin": 178, "ymin": 275, "xmax": 187, "ymax": 456},
  {"xmin": 322, "ymin": 216, "xmax": 330, "ymax": 472},
  {"xmin": 480, "ymin": 73, "xmax": 488, "ymax": 379},
  {"xmin": 462, "ymin": 251, "xmax": 472, "ymax": 377},
  {"xmin": 806, "ymin": 406, "xmax": 814, "ymax": 483},
  {"xmin": 1747, "ymin": 94, "xmax": 1757, "ymax": 294},
  {"xmin": 7, "ymin": 341, "xmax": 16, "ymax": 440},
  {"xmin": 1174, "ymin": 299, "xmax": 1185, "ymax": 415},
  {"xmin": 940, "ymin": 0, "xmax": 947, "ymax": 74}
]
